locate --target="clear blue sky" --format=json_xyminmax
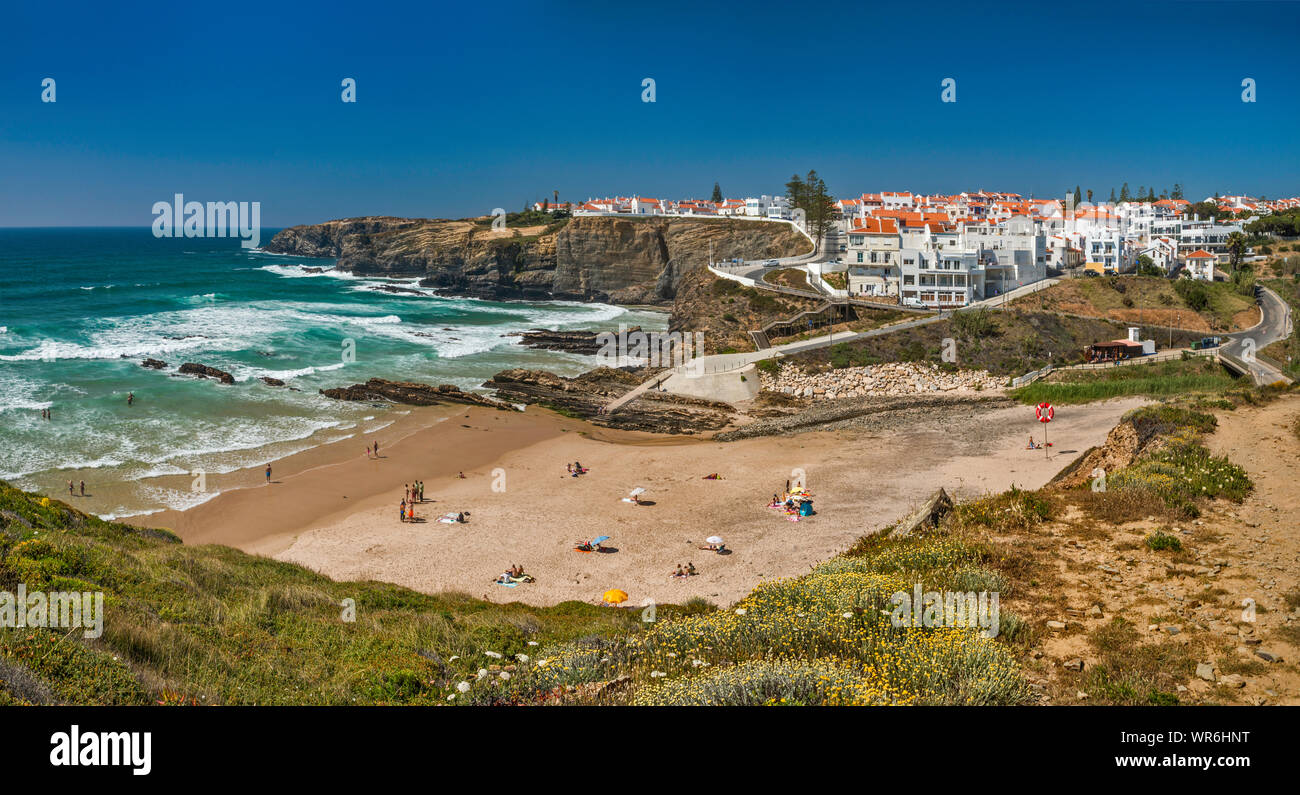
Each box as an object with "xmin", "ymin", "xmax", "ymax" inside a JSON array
[{"xmin": 2, "ymin": 0, "xmax": 1298, "ymax": 227}]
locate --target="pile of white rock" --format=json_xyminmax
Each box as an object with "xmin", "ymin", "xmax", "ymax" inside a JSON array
[{"xmin": 760, "ymin": 361, "xmax": 1004, "ymax": 399}]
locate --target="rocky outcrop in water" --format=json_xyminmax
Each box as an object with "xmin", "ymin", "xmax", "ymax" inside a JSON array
[
  {"xmin": 179, "ymin": 363, "xmax": 234, "ymax": 384},
  {"xmin": 264, "ymin": 215, "xmax": 810, "ymax": 306},
  {"xmin": 141, "ymin": 358, "xmax": 167, "ymax": 370},
  {"xmin": 319, "ymin": 378, "xmax": 513, "ymax": 410},
  {"xmin": 260, "ymin": 377, "xmax": 286, "ymax": 387},
  {"xmin": 486, "ymin": 367, "xmax": 734, "ymax": 434},
  {"xmin": 510, "ymin": 327, "xmax": 642, "ymax": 356}
]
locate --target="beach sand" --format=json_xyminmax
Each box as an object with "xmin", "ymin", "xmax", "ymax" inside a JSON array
[{"xmin": 141, "ymin": 395, "xmax": 1149, "ymax": 608}]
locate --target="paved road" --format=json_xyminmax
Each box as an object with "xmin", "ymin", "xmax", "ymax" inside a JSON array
[{"xmin": 1219, "ymin": 286, "xmax": 1294, "ymax": 385}]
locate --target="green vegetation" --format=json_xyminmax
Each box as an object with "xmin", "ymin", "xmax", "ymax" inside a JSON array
[
  {"xmin": 1085, "ymin": 617, "xmax": 1191, "ymax": 706},
  {"xmin": 822, "ymin": 270, "xmax": 848, "ymax": 290},
  {"xmin": 1095, "ymin": 407, "xmax": 1252, "ymax": 519},
  {"xmin": 1144, "ymin": 531, "xmax": 1183, "ymax": 552},
  {"xmin": 762, "ymin": 268, "xmax": 812, "ymax": 291},
  {"xmin": 784, "ymin": 170, "xmax": 837, "ymax": 241},
  {"xmin": 1011, "ymin": 357, "xmax": 1237, "ymax": 405},
  {"xmin": 799, "ymin": 311, "xmax": 1190, "ymax": 377},
  {"xmin": 1247, "ymin": 207, "xmax": 1300, "ymax": 237}
]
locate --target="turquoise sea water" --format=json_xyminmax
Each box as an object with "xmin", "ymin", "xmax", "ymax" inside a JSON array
[{"xmin": 0, "ymin": 228, "xmax": 664, "ymax": 518}]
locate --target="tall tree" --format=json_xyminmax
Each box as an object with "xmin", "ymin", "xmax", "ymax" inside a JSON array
[
  {"xmin": 711, "ymin": 182, "xmax": 723, "ymax": 203},
  {"xmin": 1119, "ymin": 183, "xmax": 1131, "ymax": 202},
  {"xmin": 1073, "ymin": 186, "xmax": 1082, "ymax": 206},
  {"xmin": 1146, "ymin": 187, "xmax": 1156, "ymax": 202},
  {"xmin": 1225, "ymin": 231, "xmax": 1247, "ymax": 270},
  {"xmin": 1109, "ymin": 188, "xmax": 1117, "ymax": 204},
  {"xmin": 785, "ymin": 173, "xmax": 807, "ymax": 209},
  {"xmin": 788, "ymin": 170, "xmax": 837, "ymax": 241},
  {"xmin": 1171, "ymin": 183, "xmax": 1184, "ymax": 200}
]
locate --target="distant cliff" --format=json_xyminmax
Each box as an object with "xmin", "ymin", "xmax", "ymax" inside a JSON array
[{"xmin": 264, "ymin": 215, "xmax": 811, "ymax": 305}]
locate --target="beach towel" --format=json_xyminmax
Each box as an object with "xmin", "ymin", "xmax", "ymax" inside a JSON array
[{"xmin": 495, "ymin": 581, "xmax": 518, "ymax": 588}]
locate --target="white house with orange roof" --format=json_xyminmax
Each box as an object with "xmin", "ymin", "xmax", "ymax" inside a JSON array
[{"xmin": 1184, "ymin": 249, "xmax": 1217, "ymax": 281}]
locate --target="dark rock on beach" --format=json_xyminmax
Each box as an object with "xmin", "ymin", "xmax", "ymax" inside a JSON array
[
  {"xmin": 141, "ymin": 358, "xmax": 167, "ymax": 370},
  {"xmin": 319, "ymin": 378, "xmax": 514, "ymax": 410},
  {"xmin": 486, "ymin": 367, "xmax": 734, "ymax": 435},
  {"xmin": 178, "ymin": 362, "xmax": 235, "ymax": 384},
  {"xmin": 260, "ymin": 376, "xmax": 286, "ymax": 387},
  {"xmin": 510, "ymin": 327, "xmax": 641, "ymax": 356}
]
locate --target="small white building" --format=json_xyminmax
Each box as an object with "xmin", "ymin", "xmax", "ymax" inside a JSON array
[{"xmin": 1183, "ymin": 249, "xmax": 1217, "ymax": 281}]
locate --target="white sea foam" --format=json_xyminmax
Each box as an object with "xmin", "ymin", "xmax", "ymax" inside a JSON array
[{"xmin": 231, "ymin": 361, "xmax": 346, "ymax": 382}]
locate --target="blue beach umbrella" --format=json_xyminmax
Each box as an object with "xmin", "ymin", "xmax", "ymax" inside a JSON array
[{"xmin": 591, "ymin": 536, "xmax": 610, "ymax": 545}]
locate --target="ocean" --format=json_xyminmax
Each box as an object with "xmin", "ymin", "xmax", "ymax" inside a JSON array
[{"xmin": 0, "ymin": 228, "xmax": 665, "ymax": 519}]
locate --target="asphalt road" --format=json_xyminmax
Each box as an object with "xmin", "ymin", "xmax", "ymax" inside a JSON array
[{"xmin": 1220, "ymin": 286, "xmax": 1294, "ymax": 385}]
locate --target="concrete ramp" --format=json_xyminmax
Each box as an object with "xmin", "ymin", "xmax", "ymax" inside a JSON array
[{"xmin": 661, "ymin": 363, "xmax": 761, "ymax": 403}]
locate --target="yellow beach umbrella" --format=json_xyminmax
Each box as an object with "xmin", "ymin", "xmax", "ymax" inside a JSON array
[{"xmin": 603, "ymin": 589, "xmax": 629, "ymax": 605}]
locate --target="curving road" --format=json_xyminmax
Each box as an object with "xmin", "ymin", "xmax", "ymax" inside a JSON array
[{"xmin": 1220, "ymin": 285, "xmax": 1294, "ymax": 386}]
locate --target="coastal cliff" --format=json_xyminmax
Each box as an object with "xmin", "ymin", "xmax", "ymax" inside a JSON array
[{"xmin": 264, "ymin": 215, "xmax": 811, "ymax": 306}]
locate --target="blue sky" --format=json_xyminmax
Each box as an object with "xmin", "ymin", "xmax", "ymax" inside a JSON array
[{"xmin": 2, "ymin": 0, "xmax": 1298, "ymax": 227}]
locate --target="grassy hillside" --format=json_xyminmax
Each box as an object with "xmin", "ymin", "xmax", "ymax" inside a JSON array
[
  {"xmin": 790, "ymin": 309, "xmax": 1205, "ymax": 378},
  {"xmin": 1010, "ymin": 356, "xmax": 1239, "ymax": 405},
  {"xmin": 1022, "ymin": 275, "xmax": 1258, "ymax": 333}
]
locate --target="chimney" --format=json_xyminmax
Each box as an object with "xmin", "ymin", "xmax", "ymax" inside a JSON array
[{"xmin": 1127, "ymin": 326, "xmax": 1141, "ymax": 343}]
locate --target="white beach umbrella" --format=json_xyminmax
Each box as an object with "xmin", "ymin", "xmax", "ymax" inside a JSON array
[
  {"xmin": 706, "ymin": 536, "xmax": 724, "ymax": 545},
  {"xmin": 629, "ymin": 487, "xmax": 646, "ymax": 497}
]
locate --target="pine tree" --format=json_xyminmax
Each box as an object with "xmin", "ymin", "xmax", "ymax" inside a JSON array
[
  {"xmin": 1109, "ymin": 188, "xmax": 1117, "ymax": 204},
  {"xmin": 711, "ymin": 182, "xmax": 723, "ymax": 203},
  {"xmin": 1119, "ymin": 183, "xmax": 1131, "ymax": 202}
]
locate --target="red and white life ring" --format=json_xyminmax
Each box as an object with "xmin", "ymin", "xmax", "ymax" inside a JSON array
[{"xmin": 1035, "ymin": 402, "xmax": 1054, "ymax": 423}]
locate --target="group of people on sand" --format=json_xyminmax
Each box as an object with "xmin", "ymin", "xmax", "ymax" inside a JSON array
[
  {"xmin": 768, "ymin": 490, "xmax": 815, "ymax": 519},
  {"xmin": 566, "ymin": 461, "xmax": 588, "ymax": 478},
  {"xmin": 672, "ymin": 562, "xmax": 698, "ymax": 578},
  {"xmin": 67, "ymin": 480, "xmax": 85, "ymax": 497},
  {"xmin": 406, "ymin": 482, "xmax": 424, "ymax": 503},
  {"xmin": 364, "ymin": 441, "xmax": 382, "ymax": 458},
  {"xmin": 495, "ymin": 564, "xmax": 533, "ymax": 584},
  {"xmin": 698, "ymin": 541, "xmax": 727, "ymax": 554}
]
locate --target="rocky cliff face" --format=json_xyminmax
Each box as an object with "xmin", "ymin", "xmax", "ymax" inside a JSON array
[{"xmin": 264, "ymin": 215, "xmax": 810, "ymax": 306}]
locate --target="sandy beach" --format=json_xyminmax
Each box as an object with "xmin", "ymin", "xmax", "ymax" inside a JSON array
[{"xmin": 139, "ymin": 395, "xmax": 1149, "ymax": 608}]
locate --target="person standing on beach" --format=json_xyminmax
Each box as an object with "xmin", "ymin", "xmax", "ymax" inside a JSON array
[
  {"xmin": 79, "ymin": 480, "xmax": 85, "ymax": 497},
  {"xmin": 374, "ymin": 440, "xmax": 379, "ymax": 457},
  {"xmin": 68, "ymin": 480, "xmax": 74, "ymax": 496},
  {"xmin": 265, "ymin": 464, "xmax": 272, "ymax": 484},
  {"xmin": 399, "ymin": 498, "xmax": 407, "ymax": 522}
]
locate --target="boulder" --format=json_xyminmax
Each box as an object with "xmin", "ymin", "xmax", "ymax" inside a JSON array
[{"xmin": 179, "ymin": 362, "xmax": 234, "ymax": 384}]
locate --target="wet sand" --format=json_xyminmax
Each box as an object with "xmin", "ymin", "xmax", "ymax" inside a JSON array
[{"xmin": 143, "ymin": 396, "xmax": 1149, "ymax": 608}]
